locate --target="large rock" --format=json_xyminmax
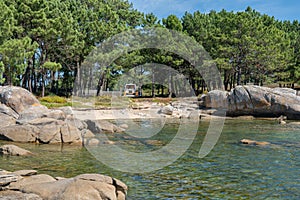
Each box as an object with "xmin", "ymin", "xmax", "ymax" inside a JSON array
[
  {"xmin": 2, "ymin": 171, "xmax": 128, "ymax": 200},
  {"xmin": 0, "ymin": 125, "xmax": 39, "ymax": 142},
  {"xmin": 0, "ymin": 145, "xmax": 32, "ymax": 156},
  {"xmin": 203, "ymin": 85, "xmax": 300, "ymax": 119},
  {"xmin": 28, "ymin": 118, "xmax": 82, "ymax": 144},
  {"xmin": 0, "ymin": 86, "xmax": 41, "ymax": 115},
  {"xmin": 0, "ymin": 118, "xmax": 82, "ymax": 144},
  {"xmin": 228, "ymin": 86, "xmax": 300, "ymax": 119}
]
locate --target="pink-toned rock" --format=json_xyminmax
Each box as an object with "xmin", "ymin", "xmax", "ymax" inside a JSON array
[
  {"xmin": 0, "ymin": 86, "xmax": 41, "ymax": 114},
  {"xmin": 240, "ymin": 139, "xmax": 270, "ymax": 146}
]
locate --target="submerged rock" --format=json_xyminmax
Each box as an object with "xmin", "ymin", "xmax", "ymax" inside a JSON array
[
  {"xmin": 0, "ymin": 145, "xmax": 32, "ymax": 156},
  {"xmin": 240, "ymin": 139, "xmax": 271, "ymax": 146}
]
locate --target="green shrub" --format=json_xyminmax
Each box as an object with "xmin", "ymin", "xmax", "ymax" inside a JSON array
[{"xmin": 39, "ymin": 96, "xmax": 67, "ymax": 104}]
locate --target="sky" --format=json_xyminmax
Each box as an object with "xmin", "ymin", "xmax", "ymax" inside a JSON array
[{"xmin": 128, "ymin": 0, "xmax": 300, "ymax": 22}]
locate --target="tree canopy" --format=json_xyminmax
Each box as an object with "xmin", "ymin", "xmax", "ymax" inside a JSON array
[{"xmin": 0, "ymin": 2, "xmax": 299, "ymax": 96}]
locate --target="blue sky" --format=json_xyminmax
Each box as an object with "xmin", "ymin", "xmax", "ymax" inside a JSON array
[{"xmin": 128, "ymin": 0, "xmax": 300, "ymax": 21}]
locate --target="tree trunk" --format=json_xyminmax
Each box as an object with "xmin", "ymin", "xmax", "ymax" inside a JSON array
[
  {"xmin": 42, "ymin": 72, "xmax": 45, "ymax": 97},
  {"xmin": 96, "ymin": 70, "xmax": 105, "ymax": 96},
  {"xmin": 151, "ymin": 69, "xmax": 155, "ymax": 98},
  {"xmin": 237, "ymin": 66, "xmax": 242, "ymax": 85}
]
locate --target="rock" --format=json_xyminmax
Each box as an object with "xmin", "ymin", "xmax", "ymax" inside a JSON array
[
  {"xmin": 13, "ymin": 170, "xmax": 37, "ymax": 176},
  {"xmin": 159, "ymin": 105, "xmax": 174, "ymax": 115},
  {"xmin": 0, "ymin": 145, "xmax": 33, "ymax": 156},
  {"xmin": 280, "ymin": 120, "xmax": 287, "ymax": 125},
  {"xmin": 203, "ymin": 86, "xmax": 300, "ymax": 119},
  {"xmin": 0, "ymin": 113, "xmax": 16, "ymax": 128},
  {"xmin": 65, "ymin": 115, "xmax": 87, "ymax": 130},
  {"xmin": 0, "ymin": 125, "xmax": 38, "ymax": 142},
  {"xmin": 229, "ymin": 86, "xmax": 300, "ymax": 119},
  {"xmin": 60, "ymin": 123, "xmax": 82, "ymax": 144},
  {"xmin": 56, "ymin": 106, "xmax": 73, "ymax": 116},
  {"xmin": 17, "ymin": 105, "xmax": 49, "ymax": 124},
  {"xmin": 0, "ymin": 86, "xmax": 41, "ymax": 115},
  {"xmin": 273, "ymin": 87, "xmax": 296, "ymax": 95},
  {"xmin": 0, "ymin": 117, "xmax": 82, "ymax": 144},
  {"xmin": 82, "ymin": 129, "xmax": 96, "ymax": 138},
  {"xmin": 0, "ymin": 103, "xmax": 19, "ymax": 119},
  {"xmin": 42, "ymin": 109, "xmax": 66, "ymax": 120},
  {"xmin": 240, "ymin": 139, "xmax": 271, "ymax": 146},
  {"xmin": 17, "ymin": 107, "xmax": 67, "ymax": 125},
  {"xmin": 0, "ymin": 190, "xmax": 42, "ymax": 200},
  {"xmin": 202, "ymin": 90, "xmax": 228, "ymax": 109},
  {"xmin": 76, "ymin": 174, "xmax": 113, "ymax": 184},
  {"xmin": 9, "ymin": 173, "xmax": 127, "ymax": 200},
  {"xmin": 235, "ymin": 115, "xmax": 255, "ymax": 120},
  {"xmin": 27, "ymin": 118, "xmax": 82, "ymax": 144},
  {"xmin": 113, "ymin": 178, "xmax": 128, "ymax": 196},
  {"xmin": 84, "ymin": 138, "xmax": 100, "ymax": 146},
  {"xmin": 0, "ymin": 169, "xmax": 10, "ymax": 175},
  {"xmin": 0, "ymin": 174, "xmax": 19, "ymax": 186},
  {"xmin": 146, "ymin": 140, "xmax": 164, "ymax": 146},
  {"xmin": 201, "ymin": 109, "xmax": 218, "ymax": 115},
  {"xmin": 85, "ymin": 119, "xmax": 124, "ymax": 134},
  {"xmin": 9, "ymin": 174, "xmax": 56, "ymax": 189}
]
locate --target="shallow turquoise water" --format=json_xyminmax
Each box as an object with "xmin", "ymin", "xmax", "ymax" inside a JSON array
[{"xmin": 1, "ymin": 119, "xmax": 300, "ymax": 199}]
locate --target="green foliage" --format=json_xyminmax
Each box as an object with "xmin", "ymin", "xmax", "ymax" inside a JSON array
[
  {"xmin": 0, "ymin": 2, "xmax": 299, "ymax": 97},
  {"xmin": 182, "ymin": 8, "xmax": 298, "ymax": 90},
  {"xmin": 0, "ymin": 0, "xmax": 142, "ymax": 96},
  {"xmin": 39, "ymin": 95, "xmax": 71, "ymax": 108},
  {"xmin": 42, "ymin": 62, "xmax": 62, "ymax": 71},
  {"xmin": 39, "ymin": 96, "xmax": 67, "ymax": 104}
]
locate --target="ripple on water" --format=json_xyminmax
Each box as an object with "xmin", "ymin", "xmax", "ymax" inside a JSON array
[{"xmin": 0, "ymin": 119, "xmax": 300, "ymax": 199}]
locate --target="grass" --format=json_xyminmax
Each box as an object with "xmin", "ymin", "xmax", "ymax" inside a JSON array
[
  {"xmin": 39, "ymin": 94, "xmax": 177, "ymax": 109},
  {"xmin": 39, "ymin": 95, "xmax": 72, "ymax": 108}
]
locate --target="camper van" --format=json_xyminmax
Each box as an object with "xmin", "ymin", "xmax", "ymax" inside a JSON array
[{"xmin": 124, "ymin": 84, "xmax": 138, "ymax": 97}]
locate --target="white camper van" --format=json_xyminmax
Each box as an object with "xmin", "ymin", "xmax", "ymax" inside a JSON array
[{"xmin": 124, "ymin": 84, "xmax": 138, "ymax": 97}]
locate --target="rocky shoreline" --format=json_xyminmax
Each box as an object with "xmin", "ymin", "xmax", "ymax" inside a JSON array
[
  {"xmin": 0, "ymin": 168, "xmax": 127, "ymax": 200},
  {"xmin": 1, "ymin": 85, "xmax": 300, "ymax": 145},
  {"xmin": 1, "ymin": 85, "xmax": 300, "ymax": 199}
]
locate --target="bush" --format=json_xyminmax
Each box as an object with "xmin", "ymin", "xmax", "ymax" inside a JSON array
[{"xmin": 39, "ymin": 96, "xmax": 67, "ymax": 104}]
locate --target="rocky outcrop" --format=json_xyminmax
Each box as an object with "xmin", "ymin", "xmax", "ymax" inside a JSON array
[
  {"xmin": 0, "ymin": 145, "xmax": 32, "ymax": 156},
  {"xmin": 0, "ymin": 86, "xmax": 40, "ymax": 115},
  {"xmin": 0, "ymin": 169, "xmax": 127, "ymax": 200},
  {"xmin": 0, "ymin": 86, "xmax": 128, "ymax": 144},
  {"xmin": 202, "ymin": 85, "xmax": 300, "ymax": 119}
]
